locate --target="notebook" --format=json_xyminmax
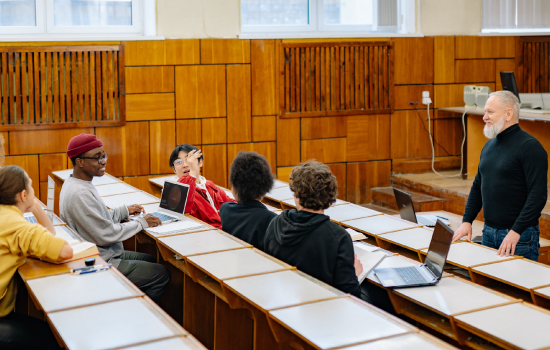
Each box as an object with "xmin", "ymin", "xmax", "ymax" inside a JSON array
[{"xmin": 354, "ymin": 242, "xmax": 387, "ymax": 283}]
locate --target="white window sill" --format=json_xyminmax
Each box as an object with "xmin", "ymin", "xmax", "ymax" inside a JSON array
[
  {"xmin": 239, "ymin": 32, "xmax": 424, "ymax": 39},
  {"xmin": 0, "ymin": 35, "xmax": 165, "ymax": 42},
  {"xmin": 480, "ymin": 30, "xmax": 550, "ymax": 36}
]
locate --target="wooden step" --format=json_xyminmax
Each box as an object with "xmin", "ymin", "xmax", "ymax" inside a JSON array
[
  {"xmin": 360, "ymin": 203, "xmax": 399, "ymax": 216},
  {"xmin": 371, "ymin": 187, "xmax": 444, "ymax": 212}
]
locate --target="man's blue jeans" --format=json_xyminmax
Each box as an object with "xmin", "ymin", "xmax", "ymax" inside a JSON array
[{"xmin": 481, "ymin": 224, "xmax": 540, "ymax": 262}]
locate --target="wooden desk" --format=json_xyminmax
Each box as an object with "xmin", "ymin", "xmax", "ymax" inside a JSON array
[
  {"xmin": 339, "ymin": 332, "xmax": 457, "ymax": 350},
  {"xmin": 533, "ymin": 285, "xmax": 550, "ymax": 309},
  {"xmin": 265, "ymin": 186, "xmax": 293, "ymax": 203},
  {"xmin": 26, "ymin": 268, "xmax": 143, "ymax": 313},
  {"xmin": 420, "ymin": 241, "xmax": 515, "ymax": 269},
  {"xmin": 389, "ymin": 276, "xmax": 516, "ymax": 341},
  {"xmin": 273, "ymin": 179, "xmax": 288, "ymax": 188},
  {"xmin": 95, "ymin": 182, "xmax": 139, "ymax": 197},
  {"xmin": 453, "ymin": 302, "xmax": 550, "ymax": 350},
  {"xmin": 47, "ymin": 297, "xmax": 187, "ymax": 350},
  {"xmin": 323, "ymin": 203, "xmax": 381, "ymax": 223},
  {"xmin": 280, "ymin": 198, "xmax": 349, "ymax": 210},
  {"xmin": 102, "ymin": 191, "xmax": 160, "ymax": 208},
  {"xmin": 118, "ymin": 336, "xmax": 206, "ymax": 349},
  {"xmin": 376, "ymin": 227, "xmax": 436, "ymax": 253},
  {"xmin": 268, "ymin": 296, "xmax": 415, "ymax": 350},
  {"xmin": 416, "ymin": 210, "xmax": 484, "ymax": 237},
  {"xmin": 342, "ymin": 215, "xmax": 420, "ymax": 244},
  {"xmin": 52, "ymin": 169, "xmax": 122, "ymax": 186},
  {"xmin": 149, "ymin": 175, "xmax": 178, "ymax": 188}
]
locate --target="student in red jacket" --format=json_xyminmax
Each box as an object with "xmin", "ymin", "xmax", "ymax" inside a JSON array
[{"xmin": 169, "ymin": 144, "xmax": 235, "ymax": 229}]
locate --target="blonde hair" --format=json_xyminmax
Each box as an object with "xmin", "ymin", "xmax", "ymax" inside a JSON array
[{"xmin": 489, "ymin": 91, "xmax": 520, "ymax": 121}]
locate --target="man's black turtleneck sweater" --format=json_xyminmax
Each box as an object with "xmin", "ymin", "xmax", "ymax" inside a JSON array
[{"xmin": 463, "ymin": 124, "xmax": 548, "ymax": 234}]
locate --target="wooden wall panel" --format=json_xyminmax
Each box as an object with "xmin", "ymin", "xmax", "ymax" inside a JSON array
[
  {"xmin": 276, "ymin": 117, "xmax": 300, "ymax": 166},
  {"xmin": 393, "ymin": 37, "xmax": 434, "ymax": 85},
  {"xmin": 455, "ymin": 59, "xmax": 496, "ymax": 83},
  {"xmin": 123, "ymin": 175, "xmax": 166, "ymax": 197},
  {"xmin": 4, "ymin": 155, "xmax": 39, "ymax": 193},
  {"xmin": 301, "ymin": 138, "xmax": 346, "ymax": 163},
  {"xmin": 202, "ymin": 144, "xmax": 228, "ymax": 187},
  {"xmin": 434, "ymin": 83, "xmax": 496, "ymax": 108},
  {"xmin": 227, "ymin": 65, "xmax": 252, "ymax": 143},
  {"xmin": 39, "ymin": 153, "xmax": 68, "ymax": 182},
  {"xmin": 301, "ymin": 117, "xmax": 346, "ymax": 140},
  {"xmin": 126, "ymin": 67, "xmax": 175, "ymax": 94},
  {"xmin": 327, "ymin": 163, "xmax": 346, "ymax": 200},
  {"xmin": 165, "ymin": 39, "xmax": 201, "ymax": 65},
  {"xmin": 175, "ymin": 65, "xmax": 226, "ymax": 119},
  {"xmin": 276, "ymin": 167, "xmax": 293, "ymax": 182},
  {"xmin": 346, "ymin": 115, "xmax": 390, "ymax": 162},
  {"xmin": 252, "ymin": 116, "xmax": 276, "ymax": 142},
  {"xmin": 394, "ymin": 85, "xmax": 434, "ymax": 110},
  {"xmin": 227, "ymin": 142, "xmax": 277, "ymax": 178},
  {"xmin": 455, "ymin": 36, "xmax": 515, "ymax": 59},
  {"xmin": 434, "ymin": 119, "xmax": 463, "ymax": 157},
  {"xmin": 176, "ymin": 119, "xmax": 202, "ymax": 146},
  {"xmin": 251, "ymin": 39, "xmax": 277, "ymax": 116},
  {"xmin": 346, "ymin": 160, "xmax": 391, "ymax": 204},
  {"xmin": 434, "ymin": 36, "xmax": 455, "ymax": 84},
  {"xmin": 201, "ymin": 39, "xmax": 251, "ymax": 64},
  {"xmin": 126, "ymin": 93, "xmax": 175, "ymax": 121},
  {"xmin": 150, "ymin": 121, "xmax": 176, "ymax": 175},
  {"xmin": 0, "ymin": 131, "xmax": 8, "ymax": 156},
  {"xmin": 390, "ymin": 110, "xmax": 433, "ymax": 159},
  {"xmin": 202, "ymin": 118, "xmax": 227, "ymax": 145},
  {"xmin": 125, "ymin": 41, "xmax": 165, "ymax": 66},
  {"xmin": 10, "ymin": 127, "xmax": 94, "ymax": 155},
  {"xmin": 95, "ymin": 122, "xmax": 149, "ymax": 177},
  {"xmin": 495, "ymin": 59, "xmax": 516, "ymax": 91}
]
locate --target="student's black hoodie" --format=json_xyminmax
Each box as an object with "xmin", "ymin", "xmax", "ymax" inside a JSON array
[{"xmin": 264, "ymin": 209, "xmax": 361, "ymax": 297}]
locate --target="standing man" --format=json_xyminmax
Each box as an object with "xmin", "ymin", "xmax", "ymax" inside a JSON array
[
  {"xmin": 453, "ymin": 91, "xmax": 548, "ymax": 261},
  {"xmin": 60, "ymin": 134, "xmax": 170, "ymax": 301}
]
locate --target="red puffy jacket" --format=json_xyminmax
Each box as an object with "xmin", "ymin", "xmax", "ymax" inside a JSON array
[{"xmin": 178, "ymin": 174, "xmax": 236, "ymax": 229}]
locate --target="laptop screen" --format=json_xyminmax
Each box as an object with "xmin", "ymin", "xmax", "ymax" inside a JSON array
[
  {"xmin": 159, "ymin": 181, "xmax": 189, "ymax": 214},
  {"xmin": 424, "ymin": 220, "xmax": 454, "ymax": 279},
  {"xmin": 393, "ymin": 188, "xmax": 418, "ymax": 224}
]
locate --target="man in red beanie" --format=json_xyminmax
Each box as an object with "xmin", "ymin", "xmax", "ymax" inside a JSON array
[{"xmin": 59, "ymin": 133, "xmax": 170, "ymax": 302}]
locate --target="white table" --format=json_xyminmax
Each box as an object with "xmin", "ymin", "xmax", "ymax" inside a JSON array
[
  {"xmin": 378, "ymin": 227, "xmax": 435, "ymax": 251},
  {"xmin": 102, "ymin": 191, "xmax": 160, "ymax": 209},
  {"xmin": 472, "ymin": 258, "xmax": 550, "ymax": 290},
  {"xmin": 341, "ymin": 333, "xmax": 456, "ymax": 350},
  {"xmin": 421, "ymin": 242, "xmax": 512, "ymax": 268},
  {"xmin": 324, "ymin": 204, "xmax": 381, "ymax": 223},
  {"xmin": 265, "ymin": 186, "xmax": 293, "ymax": 202},
  {"xmin": 95, "ymin": 182, "xmax": 138, "ymax": 197},
  {"xmin": 343, "ymin": 215, "xmax": 419, "ymax": 236},
  {"xmin": 158, "ymin": 230, "xmax": 247, "ymax": 257}
]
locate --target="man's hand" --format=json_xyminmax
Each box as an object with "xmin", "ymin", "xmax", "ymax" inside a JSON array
[
  {"xmin": 497, "ymin": 230, "xmax": 521, "ymax": 257},
  {"xmin": 452, "ymin": 222, "xmax": 472, "ymax": 242},
  {"xmin": 187, "ymin": 149, "xmax": 203, "ymax": 180},
  {"xmin": 354, "ymin": 254, "xmax": 363, "ymax": 277},
  {"xmin": 127, "ymin": 204, "xmax": 144, "ymax": 216},
  {"xmin": 144, "ymin": 214, "xmax": 162, "ymax": 228}
]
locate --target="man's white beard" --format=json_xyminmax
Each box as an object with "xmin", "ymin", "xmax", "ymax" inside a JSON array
[{"xmin": 483, "ymin": 117, "xmax": 506, "ymax": 139}]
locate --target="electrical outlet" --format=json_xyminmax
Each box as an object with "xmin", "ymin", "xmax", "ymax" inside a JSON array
[{"xmin": 422, "ymin": 91, "xmax": 432, "ymax": 105}]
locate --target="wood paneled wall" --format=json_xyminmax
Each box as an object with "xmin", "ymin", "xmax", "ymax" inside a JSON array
[{"xmin": 0, "ymin": 36, "xmax": 533, "ymax": 205}]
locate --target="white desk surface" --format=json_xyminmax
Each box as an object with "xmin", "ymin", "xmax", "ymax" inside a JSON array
[
  {"xmin": 149, "ymin": 175, "xmax": 178, "ymax": 188},
  {"xmin": 281, "ymin": 198, "xmax": 348, "ymax": 209},
  {"xmin": 141, "ymin": 203, "xmax": 160, "ymax": 214},
  {"xmin": 343, "ymin": 215, "xmax": 419, "ymax": 236},
  {"xmin": 378, "ymin": 227, "xmax": 435, "ymax": 251},
  {"xmin": 454, "ymin": 303, "xmax": 550, "ymax": 350},
  {"xmin": 341, "ymin": 333, "xmax": 455, "ymax": 350},
  {"xmin": 187, "ymin": 248, "xmax": 290, "ymax": 281},
  {"xmin": 421, "ymin": 242, "xmax": 511, "ymax": 268},
  {"xmin": 265, "ymin": 186, "xmax": 294, "ymax": 201},
  {"xmin": 324, "ymin": 204, "xmax": 381, "ymax": 223},
  {"xmin": 27, "ymin": 269, "xmax": 142, "ymax": 313},
  {"xmin": 273, "ymin": 179, "xmax": 288, "ymax": 188},
  {"xmin": 96, "ymin": 182, "xmax": 139, "ymax": 197},
  {"xmin": 119, "ymin": 336, "xmax": 206, "ymax": 350},
  {"xmin": 102, "ymin": 191, "xmax": 160, "ymax": 209},
  {"xmin": 48, "ymin": 298, "xmax": 183, "ymax": 350},
  {"xmin": 158, "ymin": 230, "xmax": 247, "ymax": 257},
  {"xmin": 92, "ymin": 174, "xmax": 123, "ymax": 186},
  {"xmin": 534, "ymin": 286, "xmax": 550, "ymax": 298},
  {"xmin": 472, "ymin": 259, "xmax": 550, "ymax": 290},
  {"xmin": 269, "ymin": 297, "xmax": 412, "ymax": 350},
  {"xmin": 223, "ymin": 270, "xmax": 340, "ymax": 311},
  {"xmin": 394, "ymin": 276, "xmax": 513, "ymax": 316},
  {"xmin": 52, "ymin": 169, "xmax": 73, "ymax": 181},
  {"xmin": 367, "ymin": 255, "xmax": 419, "ymax": 285}
]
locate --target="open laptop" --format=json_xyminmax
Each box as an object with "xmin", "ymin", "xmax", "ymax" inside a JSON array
[
  {"xmin": 393, "ymin": 188, "xmax": 438, "ymax": 227},
  {"xmin": 373, "ymin": 219, "xmax": 454, "ymax": 288},
  {"xmin": 145, "ymin": 180, "xmax": 190, "ymax": 224}
]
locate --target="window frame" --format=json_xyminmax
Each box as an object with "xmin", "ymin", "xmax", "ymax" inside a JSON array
[
  {"xmin": 0, "ymin": 1, "xmax": 46, "ymax": 34},
  {"xmin": 481, "ymin": 0, "xmax": 550, "ymax": 35}
]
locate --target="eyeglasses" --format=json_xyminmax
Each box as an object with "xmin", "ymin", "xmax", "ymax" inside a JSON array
[
  {"xmin": 173, "ymin": 156, "xmax": 188, "ymax": 166},
  {"xmin": 79, "ymin": 153, "xmax": 108, "ymax": 164}
]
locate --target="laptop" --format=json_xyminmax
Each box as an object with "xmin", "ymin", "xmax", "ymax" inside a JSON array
[
  {"xmin": 393, "ymin": 188, "xmax": 438, "ymax": 227},
  {"xmin": 143, "ymin": 180, "xmax": 190, "ymax": 224},
  {"xmin": 373, "ymin": 219, "xmax": 454, "ymax": 288}
]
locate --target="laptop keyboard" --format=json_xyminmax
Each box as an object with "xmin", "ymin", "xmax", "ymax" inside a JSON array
[
  {"xmin": 394, "ymin": 266, "xmax": 427, "ymax": 284},
  {"xmin": 25, "ymin": 216, "xmax": 37, "ymax": 224},
  {"xmin": 149, "ymin": 212, "xmax": 176, "ymax": 223}
]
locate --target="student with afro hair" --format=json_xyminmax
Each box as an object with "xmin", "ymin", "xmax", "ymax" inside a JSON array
[{"xmin": 220, "ymin": 151, "xmax": 277, "ymax": 251}]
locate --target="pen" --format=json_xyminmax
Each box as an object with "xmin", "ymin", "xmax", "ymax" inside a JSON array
[
  {"xmin": 71, "ymin": 264, "xmax": 112, "ymax": 275},
  {"xmin": 436, "ymin": 215, "xmax": 449, "ymax": 220}
]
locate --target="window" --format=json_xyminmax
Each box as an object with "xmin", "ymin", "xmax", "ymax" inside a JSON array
[
  {"xmin": 482, "ymin": 0, "xmax": 550, "ymax": 33},
  {"xmin": 0, "ymin": 0, "xmax": 152, "ymax": 37},
  {"xmin": 240, "ymin": 0, "xmax": 416, "ymax": 37}
]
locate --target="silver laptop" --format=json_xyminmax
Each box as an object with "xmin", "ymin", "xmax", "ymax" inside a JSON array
[
  {"xmin": 145, "ymin": 180, "xmax": 190, "ymax": 224},
  {"xmin": 374, "ymin": 220, "xmax": 453, "ymax": 288},
  {"xmin": 393, "ymin": 188, "xmax": 437, "ymax": 227}
]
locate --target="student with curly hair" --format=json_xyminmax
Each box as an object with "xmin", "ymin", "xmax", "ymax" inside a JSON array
[
  {"xmin": 221, "ymin": 151, "xmax": 277, "ymax": 250},
  {"xmin": 264, "ymin": 160, "xmax": 362, "ymax": 297}
]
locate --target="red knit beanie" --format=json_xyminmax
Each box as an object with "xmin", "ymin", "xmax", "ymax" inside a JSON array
[{"xmin": 66, "ymin": 134, "xmax": 103, "ymax": 159}]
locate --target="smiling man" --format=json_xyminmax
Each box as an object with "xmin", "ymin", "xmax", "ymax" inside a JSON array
[
  {"xmin": 59, "ymin": 134, "xmax": 169, "ymax": 302},
  {"xmin": 452, "ymin": 91, "xmax": 548, "ymax": 261}
]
